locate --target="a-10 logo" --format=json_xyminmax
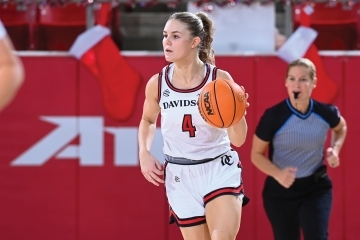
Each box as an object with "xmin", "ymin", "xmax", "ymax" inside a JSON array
[{"xmin": 11, "ymin": 116, "xmax": 164, "ymax": 166}]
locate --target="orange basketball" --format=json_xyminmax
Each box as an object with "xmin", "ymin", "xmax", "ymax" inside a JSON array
[{"xmin": 198, "ymin": 79, "xmax": 247, "ymax": 128}]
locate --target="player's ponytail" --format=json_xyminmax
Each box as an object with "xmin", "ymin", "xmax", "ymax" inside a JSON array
[{"xmin": 195, "ymin": 12, "xmax": 215, "ymax": 65}]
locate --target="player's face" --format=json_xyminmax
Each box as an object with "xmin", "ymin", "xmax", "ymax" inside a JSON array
[
  {"xmin": 285, "ymin": 65, "xmax": 316, "ymax": 100},
  {"xmin": 162, "ymin": 19, "xmax": 196, "ymax": 62}
]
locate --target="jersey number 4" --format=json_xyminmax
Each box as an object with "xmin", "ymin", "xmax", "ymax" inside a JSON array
[{"xmin": 182, "ymin": 114, "xmax": 196, "ymax": 137}]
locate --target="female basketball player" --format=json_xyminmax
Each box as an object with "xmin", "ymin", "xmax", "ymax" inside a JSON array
[
  {"xmin": 138, "ymin": 12, "xmax": 249, "ymax": 240},
  {"xmin": 0, "ymin": 19, "xmax": 24, "ymax": 112},
  {"xmin": 251, "ymin": 58, "xmax": 347, "ymax": 240}
]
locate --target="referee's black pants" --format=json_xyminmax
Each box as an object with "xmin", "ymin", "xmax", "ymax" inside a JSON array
[{"xmin": 262, "ymin": 170, "xmax": 332, "ymax": 240}]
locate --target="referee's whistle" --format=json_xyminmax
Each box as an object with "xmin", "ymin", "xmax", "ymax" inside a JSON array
[{"xmin": 293, "ymin": 92, "xmax": 300, "ymax": 99}]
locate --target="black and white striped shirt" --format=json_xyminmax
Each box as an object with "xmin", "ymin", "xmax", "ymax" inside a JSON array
[{"xmin": 255, "ymin": 98, "xmax": 341, "ymax": 178}]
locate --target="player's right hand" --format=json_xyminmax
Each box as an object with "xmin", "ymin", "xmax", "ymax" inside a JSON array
[
  {"xmin": 139, "ymin": 151, "xmax": 164, "ymax": 186},
  {"xmin": 274, "ymin": 167, "xmax": 297, "ymax": 188}
]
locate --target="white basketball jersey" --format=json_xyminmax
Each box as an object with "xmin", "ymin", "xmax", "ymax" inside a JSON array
[{"xmin": 158, "ymin": 63, "xmax": 231, "ymax": 160}]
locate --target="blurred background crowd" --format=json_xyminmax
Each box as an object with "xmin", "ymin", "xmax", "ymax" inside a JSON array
[{"xmin": 1, "ymin": 0, "xmax": 360, "ymax": 53}]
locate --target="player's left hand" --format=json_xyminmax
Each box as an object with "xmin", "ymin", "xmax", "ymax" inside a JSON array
[
  {"xmin": 238, "ymin": 87, "xmax": 249, "ymax": 115},
  {"xmin": 326, "ymin": 147, "xmax": 340, "ymax": 168}
]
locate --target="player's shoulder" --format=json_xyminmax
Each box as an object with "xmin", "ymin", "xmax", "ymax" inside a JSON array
[
  {"xmin": 216, "ymin": 69, "xmax": 233, "ymax": 81},
  {"xmin": 146, "ymin": 69, "xmax": 164, "ymax": 96},
  {"xmin": 146, "ymin": 73, "xmax": 158, "ymax": 88},
  {"xmin": 147, "ymin": 64, "xmax": 170, "ymax": 86}
]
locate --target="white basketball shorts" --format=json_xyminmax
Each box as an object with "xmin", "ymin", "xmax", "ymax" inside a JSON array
[{"xmin": 164, "ymin": 149, "xmax": 249, "ymax": 227}]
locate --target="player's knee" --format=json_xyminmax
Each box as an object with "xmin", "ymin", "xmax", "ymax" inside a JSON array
[{"xmin": 210, "ymin": 229, "xmax": 235, "ymax": 240}]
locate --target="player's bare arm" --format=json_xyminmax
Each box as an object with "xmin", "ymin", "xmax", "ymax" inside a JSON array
[
  {"xmin": 138, "ymin": 74, "xmax": 164, "ymax": 186},
  {"xmin": 0, "ymin": 35, "xmax": 24, "ymax": 112}
]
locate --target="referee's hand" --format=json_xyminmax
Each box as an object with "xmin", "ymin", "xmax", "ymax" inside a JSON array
[
  {"xmin": 326, "ymin": 147, "xmax": 340, "ymax": 168},
  {"xmin": 275, "ymin": 167, "xmax": 297, "ymax": 189}
]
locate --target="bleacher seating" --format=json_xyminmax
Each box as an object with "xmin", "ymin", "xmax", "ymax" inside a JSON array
[
  {"xmin": 1, "ymin": 3, "xmax": 118, "ymax": 51},
  {"xmin": 36, "ymin": 4, "xmax": 87, "ymax": 51},
  {"xmin": 293, "ymin": 2, "xmax": 359, "ymax": 50},
  {"xmin": 0, "ymin": 4, "xmax": 36, "ymax": 50},
  {"xmin": 1, "ymin": 2, "xmax": 359, "ymax": 51}
]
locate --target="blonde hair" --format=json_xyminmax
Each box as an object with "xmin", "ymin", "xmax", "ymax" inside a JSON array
[{"xmin": 286, "ymin": 58, "xmax": 316, "ymax": 81}]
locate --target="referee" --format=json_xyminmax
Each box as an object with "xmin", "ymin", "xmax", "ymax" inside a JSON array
[{"xmin": 251, "ymin": 58, "xmax": 347, "ymax": 240}]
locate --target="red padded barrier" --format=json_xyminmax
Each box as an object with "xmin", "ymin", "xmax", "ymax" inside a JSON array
[
  {"xmin": 0, "ymin": 56, "xmax": 78, "ymax": 239},
  {"xmin": 342, "ymin": 57, "xmax": 360, "ymax": 240},
  {"xmin": 0, "ymin": 54, "xmax": 358, "ymax": 240}
]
